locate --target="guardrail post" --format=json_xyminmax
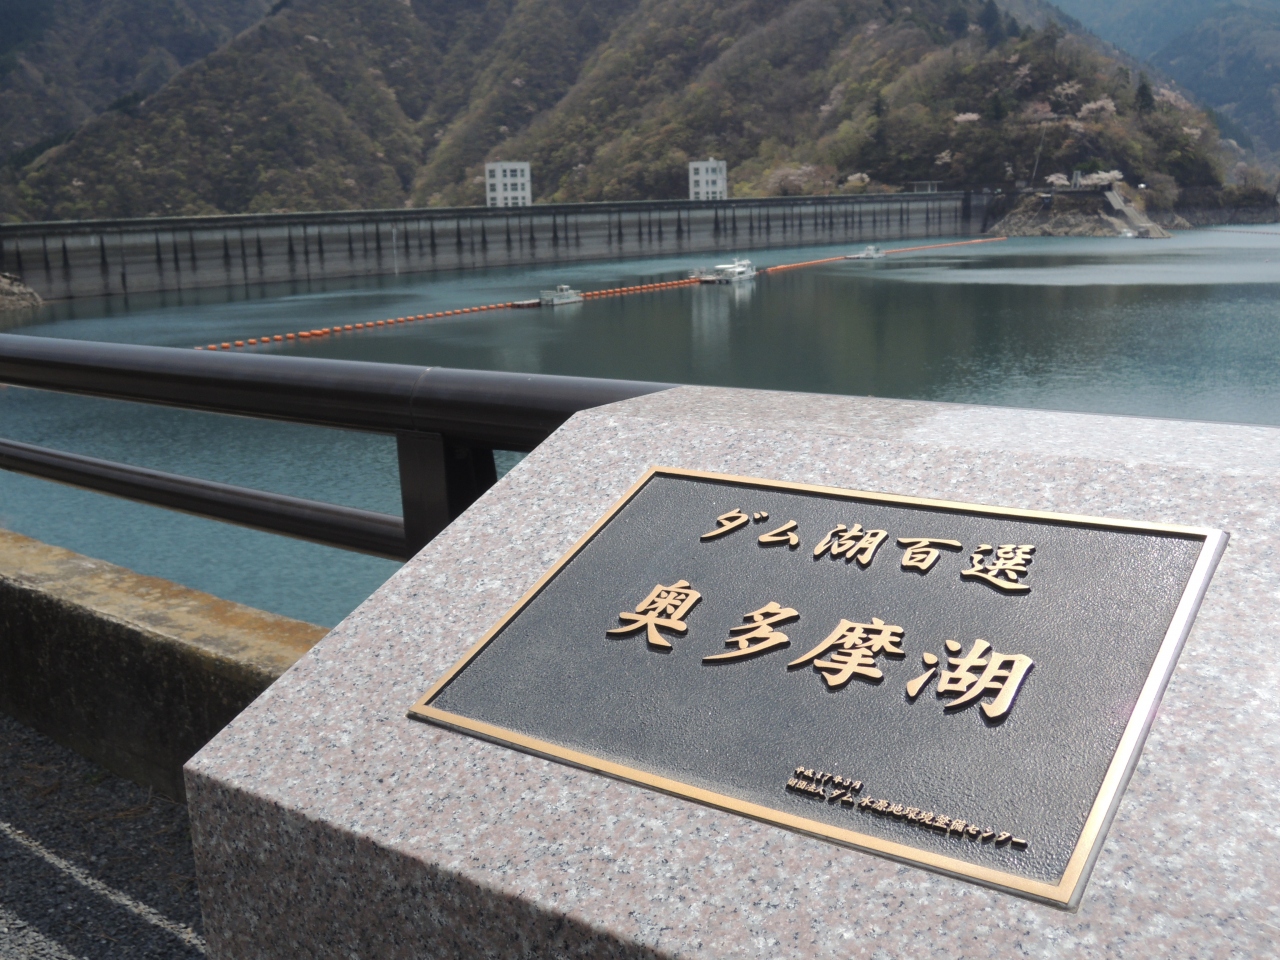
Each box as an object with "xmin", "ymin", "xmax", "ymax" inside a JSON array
[
  {"xmin": 397, "ymin": 433, "xmax": 450, "ymax": 557},
  {"xmin": 396, "ymin": 433, "xmax": 497, "ymax": 558},
  {"xmin": 443, "ymin": 439, "xmax": 498, "ymax": 519}
]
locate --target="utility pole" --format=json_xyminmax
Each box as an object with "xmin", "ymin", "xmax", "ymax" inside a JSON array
[{"xmin": 1029, "ymin": 123, "xmax": 1048, "ymax": 187}]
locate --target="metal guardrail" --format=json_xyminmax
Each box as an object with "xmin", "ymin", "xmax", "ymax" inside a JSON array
[{"xmin": 0, "ymin": 334, "xmax": 672, "ymax": 560}]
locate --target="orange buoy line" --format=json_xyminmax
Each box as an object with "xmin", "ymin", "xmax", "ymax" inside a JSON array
[
  {"xmin": 195, "ymin": 304, "xmax": 523, "ymax": 349},
  {"xmin": 193, "ymin": 243, "xmax": 1005, "ymax": 350},
  {"xmin": 759, "ymin": 236, "xmax": 1008, "ymax": 275},
  {"xmin": 193, "ymin": 279, "xmax": 703, "ymax": 350},
  {"xmin": 757, "ymin": 255, "xmax": 848, "ymax": 274},
  {"xmin": 879, "ymin": 236, "xmax": 1008, "ymax": 255},
  {"xmin": 581, "ymin": 277, "xmax": 700, "ymax": 299}
]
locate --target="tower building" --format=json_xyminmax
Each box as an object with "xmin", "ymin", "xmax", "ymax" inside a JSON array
[
  {"xmin": 688, "ymin": 158, "xmax": 727, "ymax": 200},
  {"xmin": 486, "ymin": 162, "xmax": 531, "ymax": 207}
]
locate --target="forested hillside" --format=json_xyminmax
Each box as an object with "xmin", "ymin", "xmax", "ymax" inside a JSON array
[
  {"xmin": 0, "ymin": 0, "xmax": 271, "ymax": 167},
  {"xmin": 1048, "ymin": 0, "xmax": 1229, "ymax": 57},
  {"xmin": 1053, "ymin": 0, "xmax": 1280, "ymax": 155},
  {"xmin": 0, "ymin": 0, "xmax": 1228, "ymax": 220},
  {"xmin": 502, "ymin": 6, "xmax": 1224, "ymax": 203},
  {"xmin": 1151, "ymin": 4, "xmax": 1280, "ymax": 153}
]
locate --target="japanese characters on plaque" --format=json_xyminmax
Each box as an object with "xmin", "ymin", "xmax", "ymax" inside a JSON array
[
  {"xmin": 785, "ymin": 767, "xmax": 1028, "ymax": 849},
  {"xmin": 413, "ymin": 467, "xmax": 1226, "ymax": 909},
  {"xmin": 609, "ymin": 507, "xmax": 1037, "ymax": 722}
]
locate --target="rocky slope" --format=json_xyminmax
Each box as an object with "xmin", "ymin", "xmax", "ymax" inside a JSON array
[{"xmin": 0, "ymin": 271, "xmax": 41, "ymax": 311}]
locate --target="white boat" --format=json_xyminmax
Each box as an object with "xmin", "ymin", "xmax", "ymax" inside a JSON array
[
  {"xmin": 540, "ymin": 284, "xmax": 583, "ymax": 306},
  {"xmin": 690, "ymin": 258, "xmax": 757, "ymax": 283},
  {"xmin": 846, "ymin": 245, "xmax": 886, "ymax": 260}
]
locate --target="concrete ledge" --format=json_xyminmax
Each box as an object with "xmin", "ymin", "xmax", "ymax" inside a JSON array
[
  {"xmin": 188, "ymin": 388, "xmax": 1278, "ymax": 958},
  {"xmin": 0, "ymin": 528, "xmax": 327, "ymax": 799}
]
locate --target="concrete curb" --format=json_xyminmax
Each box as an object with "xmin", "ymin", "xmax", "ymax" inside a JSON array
[{"xmin": 0, "ymin": 529, "xmax": 327, "ymax": 799}]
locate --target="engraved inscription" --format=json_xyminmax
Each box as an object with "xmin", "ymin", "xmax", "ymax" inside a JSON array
[
  {"xmin": 898, "ymin": 537, "xmax": 964, "ymax": 572},
  {"xmin": 856, "ymin": 795, "xmax": 1028, "ymax": 850},
  {"xmin": 699, "ymin": 510, "xmax": 1037, "ymax": 593},
  {"xmin": 814, "ymin": 524, "xmax": 888, "ymax": 566},
  {"xmin": 786, "ymin": 767, "xmax": 863, "ymax": 803},
  {"xmin": 906, "ymin": 639, "xmax": 1035, "ymax": 720},
  {"xmin": 962, "ymin": 544, "xmax": 1036, "ymax": 592},
  {"xmin": 786, "ymin": 618, "xmax": 906, "ymax": 687},
  {"xmin": 704, "ymin": 602, "xmax": 799, "ymax": 662},
  {"xmin": 786, "ymin": 768, "xmax": 1027, "ymax": 850},
  {"xmin": 604, "ymin": 584, "xmax": 1035, "ymax": 718},
  {"xmin": 416, "ymin": 466, "xmax": 1224, "ymax": 909},
  {"xmin": 607, "ymin": 580, "xmax": 701, "ymax": 650}
]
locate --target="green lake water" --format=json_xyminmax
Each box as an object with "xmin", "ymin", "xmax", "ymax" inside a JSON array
[{"xmin": 3, "ymin": 228, "xmax": 1278, "ymax": 625}]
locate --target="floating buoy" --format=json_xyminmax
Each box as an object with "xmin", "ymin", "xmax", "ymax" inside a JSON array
[{"xmin": 196, "ymin": 268, "xmax": 719, "ymax": 350}]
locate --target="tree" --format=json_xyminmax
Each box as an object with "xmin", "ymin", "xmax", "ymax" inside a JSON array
[
  {"xmin": 945, "ymin": 5, "xmax": 968, "ymax": 38},
  {"xmin": 1136, "ymin": 73, "xmax": 1155, "ymax": 113},
  {"xmin": 978, "ymin": 0, "xmax": 1004, "ymax": 46}
]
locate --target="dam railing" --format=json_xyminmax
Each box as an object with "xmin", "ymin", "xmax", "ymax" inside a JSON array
[
  {"xmin": 0, "ymin": 334, "xmax": 671, "ymax": 560},
  {"xmin": 0, "ymin": 193, "xmax": 985, "ymax": 301}
]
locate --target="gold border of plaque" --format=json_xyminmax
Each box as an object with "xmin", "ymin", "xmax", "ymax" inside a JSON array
[{"xmin": 409, "ymin": 466, "xmax": 1227, "ymax": 910}]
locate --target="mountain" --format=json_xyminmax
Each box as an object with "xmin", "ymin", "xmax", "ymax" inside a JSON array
[
  {"xmin": 1052, "ymin": 0, "xmax": 1280, "ymax": 154},
  {"xmin": 4, "ymin": 0, "xmax": 638, "ymax": 217},
  {"xmin": 0, "ymin": 0, "xmax": 272, "ymax": 167},
  {"xmin": 495, "ymin": 2, "xmax": 1222, "ymax": 203},
  {"xmin": 0, "ymin": 0, "xmax": 1228, "ymax": 220},
  {"xmin": 1047, "ymin": 0, "xmax": 1233, "ymax": 58},
  {"xmin": 1151, "ymin": 4, "xmax": 1280, "ymax": 153}
]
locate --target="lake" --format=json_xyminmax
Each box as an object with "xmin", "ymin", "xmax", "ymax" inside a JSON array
[{"xmin": 3, "ymin": 228, "xmax": 1278, "ymax": 625}]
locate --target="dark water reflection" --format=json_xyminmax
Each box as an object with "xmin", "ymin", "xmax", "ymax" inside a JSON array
[{"xmin": 3, "ymin": 230, "xmax": 1278, "ymax": 623}]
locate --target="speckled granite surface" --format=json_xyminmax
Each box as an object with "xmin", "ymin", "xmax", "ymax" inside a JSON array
[{"xmin": 186, "ymin": 388, "xmax": 1280, "ymax": 958}]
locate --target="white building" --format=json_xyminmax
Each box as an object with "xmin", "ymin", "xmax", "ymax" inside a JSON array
[
  {"xmin": 688, "ymin": 158, "xmax": 727, "ymax": 200},
  {"xmin": 485, "ymin": 161, "xmax": 531, "ymax": 207}
]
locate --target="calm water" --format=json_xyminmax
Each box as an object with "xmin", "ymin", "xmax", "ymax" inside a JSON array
[{"xmin": 3, "ymin": 228, "xmax": 1279, "ymax": 624}]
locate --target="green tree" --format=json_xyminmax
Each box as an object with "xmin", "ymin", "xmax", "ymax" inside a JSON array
[
  {"xmin": 1136, "ymin": 73, "xmax": 1155, "ymax": 113},
  {"xmin": 945, "ymin": 5, "xmax": 968, "ymax": 38},
  {"xmin": 978, "ymin": 0, "xmax": 1004, "ymax": 47}
]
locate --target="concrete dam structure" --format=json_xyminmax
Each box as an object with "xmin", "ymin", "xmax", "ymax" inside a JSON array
[{"xmin": 0, "ymin": 192, "xmax": 987, "ymax": 301}]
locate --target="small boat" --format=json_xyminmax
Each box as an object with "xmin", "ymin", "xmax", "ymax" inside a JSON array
[
  {"xmin": 511, "ymin": 298, "xmax": 542, "ymax": 308},
  {"xmin": 691, "ymin": 258, "xmax": 757, "ymax": 283},
  {"xmin": 540, "ymin": 284, "xmax": 583, "ymax": 306},
  {"xmin": 846, "ymin": 245, "xmax": 886, "ymax": 260}
]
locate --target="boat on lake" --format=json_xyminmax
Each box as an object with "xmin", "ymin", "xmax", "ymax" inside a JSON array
[
  {"xmin": 540, "ymin": 284, "xmax": 583, "ymax": 306},
  {"xmin": 690, "ymin": 258, "xmax": 757, "ymax": 283},
  {"xmin": 846, "ymin": 245, "xmax": 886, "ymax": 260}
]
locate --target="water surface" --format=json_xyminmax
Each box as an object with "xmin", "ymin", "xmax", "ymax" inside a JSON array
[{"xmin": 3, "ymin": 229, "xmax": 1278, "ymax": 624}]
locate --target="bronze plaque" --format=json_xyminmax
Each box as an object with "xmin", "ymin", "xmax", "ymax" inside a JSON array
[{"xmin": 409, "ymin": 467, "xmax": 1226, "ymax": 909}]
